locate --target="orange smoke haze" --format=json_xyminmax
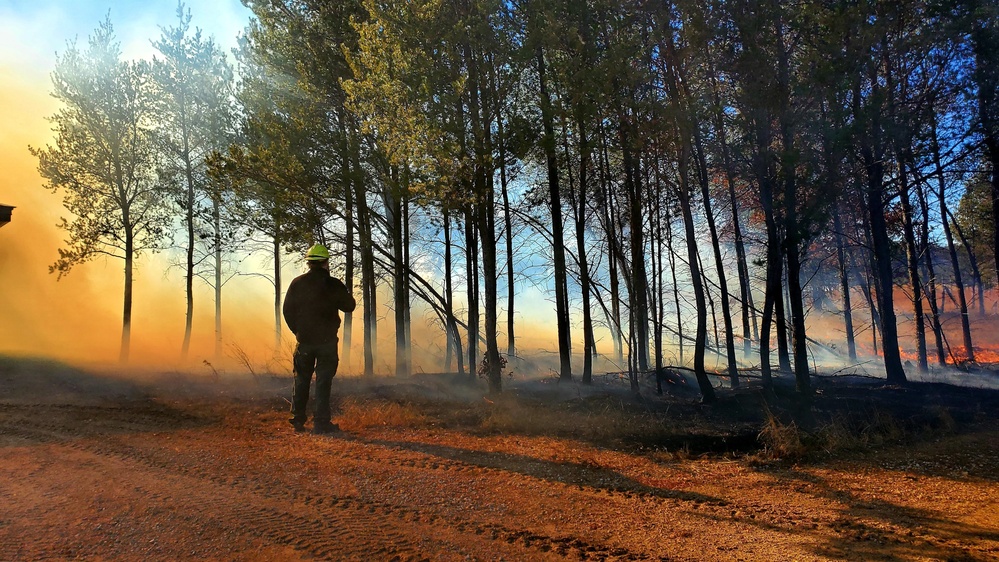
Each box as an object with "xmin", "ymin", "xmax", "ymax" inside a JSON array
[{"xmin": 0, "ymin": 64, "xmax": 280, "ymax": 371}]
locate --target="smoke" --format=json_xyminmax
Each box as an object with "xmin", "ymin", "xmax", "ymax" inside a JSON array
[{"xmin": 0, "ymin": 64, "xmax": 280, "ymax": 371}]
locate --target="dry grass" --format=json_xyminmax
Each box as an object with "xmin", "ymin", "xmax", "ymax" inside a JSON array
[
  {"xmin": 758, "ymin": 413, "xmax": 808, "ymax": 459},
  {"xmin": 481, "ymin": 395, "xmax": 623, "ymax": 437},
  {"xmin": 754, "ymin": 405, "xmax": 963, "ymax": 461},
  {"xmin": 336, "ymin": 397, "xmax": 429, "ymax": 430},
  {"xmin": 324, "ymin": 376, "xmax": 978, "ymax": 462}
]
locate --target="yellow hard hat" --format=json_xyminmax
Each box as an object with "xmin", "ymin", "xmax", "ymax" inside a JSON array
[{"xmin": 305, "ymin": 244, "xmax": 330, "ymax": 261}]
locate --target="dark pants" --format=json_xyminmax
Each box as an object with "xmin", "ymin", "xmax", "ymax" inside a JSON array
[{"xmin": 291, "ymin": 341, "xmax": 340, "ymax": 426}]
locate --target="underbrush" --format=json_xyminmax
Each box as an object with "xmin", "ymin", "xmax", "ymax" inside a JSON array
[
  {"xmin": 477, "ymin": 394, "xmax": 675, "ymax": 443},
  {"xmin": 337, "ymin": 396, "xmax": 429, "ymax": 429},
  {"xmin": 330, "ymin": 379, "xmax": 974, "ymax": 462},
  {"xmin": 333, "ymin": 391, "xmax": 680, "ymax": 444},
  {"xmin": 755, "ymin": 405, "xmax": 960, "ymax": 461}
]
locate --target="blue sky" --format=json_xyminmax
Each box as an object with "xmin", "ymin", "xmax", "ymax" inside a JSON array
[{"xmin": 0, "ymin": 0, "xmax": 251, "ymax": 77}]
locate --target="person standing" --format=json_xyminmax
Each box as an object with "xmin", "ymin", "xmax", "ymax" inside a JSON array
[{"xmin": 282, "ymin": 244, "xmax": 356, "ymax": 434}]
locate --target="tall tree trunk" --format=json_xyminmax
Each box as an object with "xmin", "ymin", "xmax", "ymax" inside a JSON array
[
  {"xmin": 479, "ymin": 194, "xmax": 501, "ymax": 392},
  {"xmin": 833, "ymin": 211, "xmax": 858, "ymax": 361},
  {"xmin": 916, "ymin": 180, "xmax": 946, "ymax": 364},
  {"xmin": 776, "ymin": 78, "xmax": 810, "ymax": 392},
  {"xmin": 667, "ymin": 216, "xmax": 683, "ymax": 366},
  {"xmin": 390, "ymin": 168, "xmax": 409, "ymax": 377},
  {"xmin": 774, "ymin": 259, "xmax": 792, "ymax": 375},
  {"xmin": 465, "ymin": 207, "xmax": 479, "ymax": 378},
  {"xmin": 620, "ymin": 125, "xmax": 650, "ymax": 372},
  {"xmin": 182, "ymin": 146, "xmax": 195, "ymax": 358},
  {"xmin": 853, "ymin": 61, "xmax": 906, "ymax": 382},
  {"xmin": 899, "ymin": 155, "xmax": 928, "ymax": 372},
  {"xmin": 753, "ymin": 107, "xmax": 780, "ymax": 388},
  {"xmin": 651, "ymin": 158, "xmax": 666, "ymax": 395},
  {"xmin": 932, "ymin": 116, "xmax": 974, "ymax": 362},
  {"xmin": 487, "ymin": 48, "xmax": 516, "ymax": 362},
  {"xmin": 760, "ymin": 230, "xmax": 779, "ymax": 390},
  {"xmin": 785, "ymin": 246, "xmax": 810, "ymax": 392},
  {"xmin": 466, "ymin": 41, "xmax": 501, "ymax": 391},
  {"xmin": 121, "ymin": 233, "xmax": 133, "ymax": 363},
  {"xmin": 860, "ymin": 269, "xmax": 880, "ymax": 356},
  {"xmin": 861, "ymin": 138, "xmax": 907, "ymax": 383},
  {"xmin": 499, "ymin": 121, "xmax": 516, "ymax": 360},
  {"xmin": 403, "ymin": 189, "xmax": 412, "ymax": 366},
  {"xmin": 575, "ymin": 115, "xmax": 595, "ymax": 385},
  {"xmin": 273, "ymin": 234, "xmax": 282, "ymax": 353},
  {"xmin": 444, "ymin": 208, "xmax": 464, "ymax": 376},
  {"xmin": 888, "ymin": 42, "xmax": 927, "ymax": 372},
  {"xmin": 599, "ymin": 131, "xmax": 625, "ymax": 364},
  {"xmin": 708, "ymin": 53, "xmax": 756, "ymax": 357},
  {"xmin": 536, "ymin": 45, "xmax": 572, "ymax": 381},
  {"xmin": 351, "ymin": 142, "xmax": 375, "ymax": 376},
  {"xmin": 678, "ymin": 140, "xmax": 716, "ymax": 403},
  {"xmin": 342, "ymin": 152, "xmax": 354, "ymax": 372},
  {"xmin": 948, "ymin": 207, "xmax": 986, "ymax": 316},
  {"xmin": 692, "ymin": 130, "xmax": 739, "ymax": 387},
  {"xmin": 213, "ymin": 197, "xmax": 223, "ymax": 359},
  {"xmin": 855, "ymin": 219, "xmax": 884, "ymax": 357}
]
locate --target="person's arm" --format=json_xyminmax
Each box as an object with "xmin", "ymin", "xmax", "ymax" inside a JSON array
[
  {"xmin": 282, "ymin": 281, "xmax": 298, "ymax": 335},
  {"xmin": 330, "ymin": 277, "xmax": 357, "ymax": 313}
]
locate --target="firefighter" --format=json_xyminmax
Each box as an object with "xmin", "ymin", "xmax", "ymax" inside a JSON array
[{"xmin": 282, "ymin": 243, "xmax": 356, "ymax": 434}]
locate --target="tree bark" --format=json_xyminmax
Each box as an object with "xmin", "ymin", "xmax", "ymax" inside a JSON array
[
  {"xmin": 678, "ymin": 140, "xmax": 716, "ymax": 403},
  {"xmin": 213, "ymin": 196, "xmax": 223, "ymax": 359},
  {"xmin": 351, "ymin": 138, "xmax": 375, "ymax": 376},
  {"xmin": 121, "ymin": 233, "xmax": 133, "ymax": 363},
  {"xmin": 833, "ymin": 211, "xmax": 858, "ymax": 361},
  {"xmin": 342, "ymin": 144, "xmax": 354, "ymax": 372},
  {"xmin": 861, "ymin": 137, "xmax": 907, "ymax": 383},
  {"xmin": 692, "ymin": 130, "xmax": 739, "ymax": 387},
  {"xmin": 931, "ymin": 114, "xmax": 974, "ymax": 362},
  {"xmin": 915, "ymin": 179, "xmax": 946, "ymax": 364},
  {"xmin": 389, "ymin": 167, "xmax": 409, "ymax": 377},
  {"xmin": 181, "ymin": 134, "xmax": 195, "ymax": 359},
  {"xmin": 575, "ymin": 115, "xmax": 596, "ymax": 385},
  {"xmin": 465, "ymin": 206, "xmax": 479, "ymax": 378},
  {"xmin": 536, "ymin": 45, "xmax": 573, "ymax": 381},
  {"xmin": 273, "ymin": 234, "xmax": 282, "ymax": 353},
  {"xmin": 947, "ymin": 207, "xmax": 986, "ymax": 317},
  {"xmin": 899, "ymin": 155, "xmax": 928, "ymax": 372}
]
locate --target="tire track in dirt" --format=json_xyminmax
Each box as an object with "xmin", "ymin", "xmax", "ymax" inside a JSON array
[
  {"xmin": 0, "ymin": 425, "xmax": 460, "ymax": 561},
  {"xmin": 0, "ymin": 415, "xmax": 652, "ymax": 560},
  {"xmin": 128, "ymin": 483, "xmax": 423, "ymax": 561},
  {"xmin": 0, "ymin": 422, "xmax": 441, "ymax": 560}
]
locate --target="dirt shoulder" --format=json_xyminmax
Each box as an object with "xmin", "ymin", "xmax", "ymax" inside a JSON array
[{"xmin": 1, "ymin": 358, "xmax": 998, "ymax": 561}]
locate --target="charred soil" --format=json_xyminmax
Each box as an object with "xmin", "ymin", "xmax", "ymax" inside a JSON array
[{"xmin": 1, "ymin": 356, "xmax": 998, "ymax": 561}]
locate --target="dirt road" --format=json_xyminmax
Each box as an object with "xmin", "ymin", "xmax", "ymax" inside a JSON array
[{"xmin": 1, "ymin": 365, "xmax": 998, "ymax": 561}]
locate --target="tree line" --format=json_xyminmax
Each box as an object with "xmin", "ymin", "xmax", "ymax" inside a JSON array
[{"xmin": 33, "ymin": 0, "xmax": 999, "ymax": 401}]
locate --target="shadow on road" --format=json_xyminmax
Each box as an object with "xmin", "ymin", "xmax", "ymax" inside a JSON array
[{"xmin": 357, "ymin": 435, "xmax": 724, "ymax": 505}]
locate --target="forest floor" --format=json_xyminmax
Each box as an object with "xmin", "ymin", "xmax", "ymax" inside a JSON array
[{"xmin": 1, "ymin": 355, "xmax": 998, "ymax": 561}]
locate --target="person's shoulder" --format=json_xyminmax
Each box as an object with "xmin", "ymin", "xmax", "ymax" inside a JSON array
[{"xmin": 288, "ymin": 271, "xmax": 312, "ymax": 287}]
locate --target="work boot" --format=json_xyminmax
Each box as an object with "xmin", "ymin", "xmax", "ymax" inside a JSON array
[
  {"xmin": 290, "ymin": 418, "xmax": 307, "ymax": 433},
  {"xmin": 312, "ymin": 422, "xmax": 341, "ymax": 435}
]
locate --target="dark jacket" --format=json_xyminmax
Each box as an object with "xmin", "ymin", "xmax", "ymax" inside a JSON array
[{"xmin": 283, "ymin": 267, "xmax": 357, "ymax": 345}]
